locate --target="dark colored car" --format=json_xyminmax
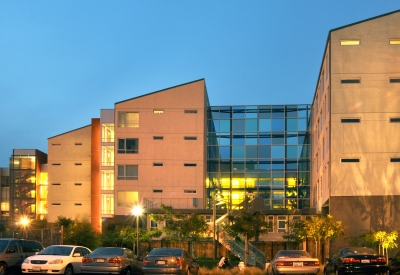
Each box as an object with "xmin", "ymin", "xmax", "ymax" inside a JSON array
[
  {"xmin": 142, "ymin": 248, "xmax": 199, "ymax": 275},
  {"xmin": 0, "ymin": 238, "xmax": 44, "ymax": 275},
  {"xmin": 81, "ymin": 247, "xmax": 142, "ymax": 275},
  {"xmin": 324, "ymin": 247, "xmax": 388, "ymax": 275},
  {"xmin": 388, "ymin": 250, "xmax": 400, "ymax": 274},
  {"xmin": 266, "ymin": 250, "xmax": 319, "ymax": 275}
]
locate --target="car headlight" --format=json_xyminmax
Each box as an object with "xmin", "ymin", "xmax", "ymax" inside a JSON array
[
  {"xmin": 47, "ymin": 259, "xmax": 64, "ymax": 264},
  {"xmin": 23, "ymin": 259, "xmax": 30, "ymax": 264}
]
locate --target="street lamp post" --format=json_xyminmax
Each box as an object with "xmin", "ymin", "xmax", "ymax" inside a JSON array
[{"xmin": 132, "ymin": 205, "xmax": 143, "ymax": 256}]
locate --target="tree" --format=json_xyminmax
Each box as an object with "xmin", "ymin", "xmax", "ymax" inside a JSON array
[
  {"xmin": 226, "ymin": 210, "xmax": 270, "ymax": 266},
  {"xmin": 150, "ymin": 204, "xmax": 210, "ymax": 255},
  {"xmin": 283, "ymin": 214, "xmax": 346, "ymax": 260},
  {"xmin": 374, "ymin": 230, "xmax": 398, "ymax": 260},
  {"xmin": 55, "ymin": 216, "xmax": 101, "ymax": 250}
]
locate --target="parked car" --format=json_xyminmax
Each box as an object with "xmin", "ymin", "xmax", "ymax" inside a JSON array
[
  {"xmin": 388, "ymin": 250, "xmax": 400, "ymax": 274},
  {"xmin": 324, "ymin": 247, "xmax": 388, "ymax": 275},
  {"xmin": 142, "ymin": 247, "xmax": 199, "ymax": 275},
  {"xmin": 21, "ymin": 245, "xmax": 91, "ymax": 275},
  {"xmin": 81, "ymin": 247, "xmax": 142, "ymax": 275},
  {"xmin": 266, "ymin": 250, "xmax": 319, "ymax": 275},
  {"xmin": 0, "ymin": 238, "xmax": 44, "ymax": 275}
]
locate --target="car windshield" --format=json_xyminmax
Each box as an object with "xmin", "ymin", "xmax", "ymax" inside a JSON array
[
  {"xmin": 276, "ymin": 250, "xmax": 311, "ymax": 258},
  {"xmin": 91, "ymin": 248, "xmax": 124, "ymax": 256},
  {"xmin": 342, "ymin": 247, "xmax": 377, "ymax": 255},
  {"xmin": 38, "ymin": 246, "xmax": 73, "ymax": 256},
  {"xmin": 0, "ymin": 240, "xmax": 9, "ymax": 253},
  {"xmin": 148, "ymin": 249, "xmax": 182, "ymax": 257}
]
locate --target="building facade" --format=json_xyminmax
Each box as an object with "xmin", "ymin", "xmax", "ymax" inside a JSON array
[{"xmin": 311, "ymin": 10, "xmax": 400, "ymax": 251}]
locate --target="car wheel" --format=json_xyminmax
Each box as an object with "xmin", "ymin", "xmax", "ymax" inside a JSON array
[
  {"xmin": 64, "ymin": 265, "xmax": 74, "ymax": 275},
  {"xmin": 0, "ymin": 264, "xmax": 7, "ymax": 275}
]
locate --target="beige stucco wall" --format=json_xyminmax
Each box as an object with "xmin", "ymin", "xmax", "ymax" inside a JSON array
[
  {"xmin": 47, "ymin": 126, "xmax": 92, "ymax": 223},
  {"xmin": 329, "ymin": 12, "xmax": 400, "ymax": 197},
  {"xmin": 114, "ymin": 79, "xmax": 207, "ymax": 215}
]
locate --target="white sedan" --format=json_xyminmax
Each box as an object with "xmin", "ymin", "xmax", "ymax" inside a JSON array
[
  {"xmin": 266, "ymin": 250, "xmax": 320, "ymax": 275},
  {"xmin": 22, "ymin": 245, "xmax": 91, "ymax": 275}
]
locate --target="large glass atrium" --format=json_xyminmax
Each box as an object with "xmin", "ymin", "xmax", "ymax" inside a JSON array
[{"xmin": 206, "ymin": 105, "xmax": 311, "ymax": 212}]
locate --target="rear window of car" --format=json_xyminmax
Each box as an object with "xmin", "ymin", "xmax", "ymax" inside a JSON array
[
  {"xmin": 148, "ymin": 249, "xmax": 182, "ymax": 257},
  {"xmin": 342, "ymin": 247, "xmax": 377, "ymax": 255},
  {"xmin": 39, "ymin": 246, "xmax": 73, "ymax": 256},
  {"xmin": 0, "ymin": 240, "xmax": 9, "ymax": 253},
  {"xmin": 277, "ymin": 250, "xmax": 311, "ymax": 258},
  {"xmin": 21, "ymin": 240, "xmax": 44, "ymax": 252},
  {"xmin": 92, "ymin": 248, "xmax": 124, "ymax": 256}
]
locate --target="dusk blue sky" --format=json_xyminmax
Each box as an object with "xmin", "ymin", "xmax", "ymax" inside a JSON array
[{"xmin": 1, "ymin": 1, "xmax": 399, "ymax": 167}]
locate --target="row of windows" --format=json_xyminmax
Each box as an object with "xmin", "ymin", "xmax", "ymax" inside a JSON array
[
  {"xmin": 117, "ymin": 137, "xmax": 198, "ymax": 154},
  {"xmin": 208, "ymin": 118, "xmax": 309, "ymax": 132},
  {"xmin": 340, "ymin": 78, "xmax": 400, "ymax": 84},
  {"xmin": 340, "ymin": 39, "xmax": 400, "ymax": 45},
  {"xmin": 341, "ymin": 118, "xmax": 400, "ymax": 123},
  {"xmin": 211, "ymin": 133, "xmax": 309, "ymax": 145},
  {"xmin": 51, "ymin": 163, "xmax": 82, "ymax": 166},
  {"xmin": 208, "ymin": 145, "xmax": 310, "ymax": 159},
  {"xmin": 209, "ymin": 105, "xmax": 310, "ymax": 119},
  {"xmin": 51, "ymin": 143, "xmax": 83, "ymax": 146},
  {"xmin": 51, "ymin": 183, "xmax": 82, "ymax": 186},
  {"xmin": 117, "ymin": 164, "xmax": 198, "ymax": 180},
  {"xmin": 341, "ymin": 158, "xmax": 400, "ymax": 163},
  {"xmin": 153, "ymin": 189, "xmax": 197, "ymax": 193},
  {"xmin": 118, "ymin": 110, "xmax": 197, "ymax": 128},
  {"xmin": 52, "ymin": 203, "xmax": 83, "ymax": 206}
]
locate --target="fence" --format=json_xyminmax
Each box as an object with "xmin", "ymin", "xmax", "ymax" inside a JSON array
[{"xmin": 0, "ymin": 227, "xmax": 63, "ymax": 247}]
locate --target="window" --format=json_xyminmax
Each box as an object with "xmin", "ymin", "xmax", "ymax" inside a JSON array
[
  {"xmin": 184, "ymin": 190, "xmax": 196, "ymax": 193},
  {"xmin": 390, "ymin": 158, "xmax": 400, "ymax": 162},
  {"xmin": 52, "ymin": 143, "xmax": 61, "ymax": 146},
  {"xmin": 52, "ymin": 163, "xmax": 61, "ymax": 166},
  {"xmin": 390, "ymin": 118, "xmax": 400, "ymax": 123},
  {"xmin": 341, "ymin": 158, "xmax": 360, "ymax": 163},
  {"xmin": 153, "ymin": 189, "xmax": 163, "ymax": 193},
  {"xmin": 153, "ymin": 110, "xmax": 164, "ymax": 114},
  {"xmin": 75, "ymin": 203, "xmax": 82, "ymax": 206},
  {"xmin": 52, "ymin": 183, "xmax": 61, "ymax": 186},
  {"xmin": 341, "ymin": 79, "xmax": 360, "ymax": 84},
  {"xmin": 117, "ymin": 191, "xmax": 138, "ymax": 206},
  {"xmin": 390, "ymin": 78, "xmax": 400, "ymax": 83},
  {"xmin": 150, "ymin": 220, "xmax": 158, "ymax": 231},
  {"xmin": 153, "ymin": 136, "xmax": 164, "ymax": 140},
  {"xmin": 74, "ymin": 183, "xmax": 82, "ymax": 186},
  {"xmin": 389, "ymin": 39, "xmax": 400, "ymax": 45},
  {"xmin": 52, "ymin": 203, "xmax": 61, "ymax": 206},
  {"xmin": 153, "ymin": 163, "xmax": 163, "ymax": 166},
  {"xmin": 340, "ymin": 40, "xmax": 360, "ymax": 45},
  {"xmin": 102, "ymin": 170, "xmax": 114, "ymax": 190},
  {"xmin": 75, "ymin": 163, "xmax": 82, "ymax": 166},
  {"xmin": 184, "ymin": 136, "xmax": 197, "ymax": 140},
  {"xmin": 184, "ymin": 110, "xmax": 197, "ymax": 114},
  {"xmin": 278, "ymin": 216, "xmax": 287, "ymax": 233},
  {"xmin": 117, "ymin": 165, "xmax": 138, "ymax": 180},
  {"xmin": 75, "ymin": 143, "xmax": 82, "ymax": 146},
  {"xmin": 118, "ymin": 138, "xmax": 139, "ymax": 154},
  {"xmin": 102, "ymin": 123, "xmax": 115, "ymax": 142},
  {"xmin": 118, "ymin": 112, "xmax": 139, "ymax": 128},
  {"xmin": 184, "ymin": 163, "xmax": 197, "ymax": 167},
  {"xmin": 341, "ymin": 118, "xmax": 360, "ymax": 123}
]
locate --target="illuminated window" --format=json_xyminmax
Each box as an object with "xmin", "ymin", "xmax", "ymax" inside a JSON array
[
  {"xmin": 341, "ymin": 118, "xmax": 360, "ymax": 123},
  {"xmin": 341, "ymin": 158, "xmax": 360, "ymax": 163},
  {"xmin": 102, "ymin": 194, "xmax": 114, "ymax": 215},
  {"xmin": 101, "ymin": 170, "xmax": 114, "ymax": 190},
  {"xmin": 102, "ymin": 123, "xmax": 115, "ymax": 142},
  {"xmin": 340, "ymin": 40, "xmax": 360, "ymax": 45},
  {"xmin": 118, "ymin": 138, "xmax": 138, "ymax": 154},
  {"xmin": 118, "ymin": 112, "xmax": 139, "ymax": 128},
  {"xmin": 102, "ymin": 146, "xmax": 114, "ymax": 166},
  {"xmin": 117, "ymin": 165, "xmax": 138, "ymax": 180},
  {"xmin": 389, "ymin": 39, "xmax": 400, "ymax": 45},
  {"xmin": 153, "ymin": 110, "xmax": 164, "ymax": 114},
  {"xmin": 341, "ymin": 79, "xmax": 360, "ymax": 84},
  {"xmin": 117, "ymin": 191, "xmax": 138, "ymax": 206}
]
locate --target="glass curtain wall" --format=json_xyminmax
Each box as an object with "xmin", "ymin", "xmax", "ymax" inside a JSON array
[{"xmin": 206, "ymin": 105, "xmax": 311, "ymax": 211}]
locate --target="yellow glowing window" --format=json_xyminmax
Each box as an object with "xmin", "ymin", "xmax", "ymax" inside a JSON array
[
  {"xmin": 390, "ymin": 39, "xmax": 400, "ymax": 45},
  {"xmin": 340, "ymin": 40, "xmax": 360, "ymax": 45},
  {"xmin": 153, "ymin": 110, "xmax": 164, "ymax": 114}
]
